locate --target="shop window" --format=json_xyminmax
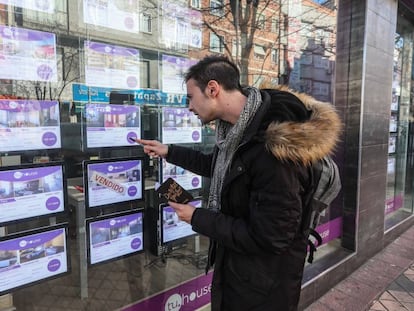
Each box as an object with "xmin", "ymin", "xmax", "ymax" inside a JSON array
[{"xmin": 385, "ymin": 19, "xmax": 414, "ymax": 228}]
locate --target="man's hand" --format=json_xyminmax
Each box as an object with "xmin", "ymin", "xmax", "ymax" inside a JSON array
[
  {"xmin": 137, "ymin": 139, "xmax": 169, "ymax": 158},
  {"xmin": 168, "ymin": 201, "xmax": 196, "ymax": 224}
]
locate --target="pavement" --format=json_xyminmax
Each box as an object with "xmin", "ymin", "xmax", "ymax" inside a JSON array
[{"xmin": 304, "ymin": 224, "xmax": 414, "ymax": 311}]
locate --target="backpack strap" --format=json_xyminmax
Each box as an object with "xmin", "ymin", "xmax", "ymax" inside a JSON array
[{"xmin": 307, "ymin": 228, "xmax": 323, "ymax": 264}]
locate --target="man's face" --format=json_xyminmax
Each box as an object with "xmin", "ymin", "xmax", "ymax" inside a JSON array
[{"xmin": 186, "ymin": 78, "xmax": 216, "ymax": 124}]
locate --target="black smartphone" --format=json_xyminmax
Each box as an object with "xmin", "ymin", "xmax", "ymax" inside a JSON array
[{"xmin": 156, "ymin": 178, "xmax": 194, "ymax": 204}]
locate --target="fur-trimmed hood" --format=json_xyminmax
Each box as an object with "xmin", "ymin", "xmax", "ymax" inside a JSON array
[{"xmin": 263, "ymin": 86, "xmax": 342, "ymax": 166}]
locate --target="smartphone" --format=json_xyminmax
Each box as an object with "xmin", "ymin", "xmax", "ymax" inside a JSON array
[{"xmin": 156, "ymin": 178, "xmax": 194, "ymax": 204}]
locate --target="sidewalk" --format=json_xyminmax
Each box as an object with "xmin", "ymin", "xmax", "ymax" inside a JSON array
[{"xmin": 304, "ymin": 224, "xmax": 414, "ymax": 311}]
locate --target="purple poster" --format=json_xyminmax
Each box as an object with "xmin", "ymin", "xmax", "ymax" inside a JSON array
[
  {"xmin": 0, "ymin": 165, "xmax": 64, "ymax": 224},
  {"xmin": 89, "ymin": 212, "xmax": 143, "ymax": 265},
  {"xmin": 162, "ymin": 55, "xmax": 197, "ymax": 94},
  {"xmin": 0, "ymin": 227, "xmax": 68, "ymax": 293},
  {"xmin": 0, "ymin": 99, "xmax": 61, "ymax": 152},
  {"xmin": 85, "ymin": 104, "xmax": 140, "ymax": 148},
  {"xmin": 161, "ymin": 107, "xmax": 201, "ymax": 144},
  {"xmin": 0, "ymin": 26, "xmax": 57, "ymax": 82}
]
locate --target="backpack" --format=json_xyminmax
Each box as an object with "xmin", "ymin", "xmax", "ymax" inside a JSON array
[{"xmin": 306, "ymin": 155, "xmax": 341, "ymax": 263}]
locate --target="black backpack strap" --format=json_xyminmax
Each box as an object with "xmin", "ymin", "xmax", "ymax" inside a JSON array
[{"xmin": 307, "ymin": 229, "xmax": 323, "ymax": 263}]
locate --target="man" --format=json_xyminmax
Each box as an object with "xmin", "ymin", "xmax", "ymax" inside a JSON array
[{"xmin": 138, "ymin": 56, "xmax": 341, "ymax": 311}]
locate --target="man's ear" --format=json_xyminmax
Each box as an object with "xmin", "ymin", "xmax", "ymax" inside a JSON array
[{"xmin": 207, "ymin": 80, "xmax": 219, "ymax": 97}]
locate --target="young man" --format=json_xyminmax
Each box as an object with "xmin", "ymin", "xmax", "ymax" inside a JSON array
[{"xmin": 138, "ymin": 56, "xmax": 341, "ymax": 311}]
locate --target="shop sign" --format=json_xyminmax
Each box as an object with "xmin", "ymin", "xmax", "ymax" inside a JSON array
[{"xmin": 72, "ymin": 83, "xmax": 186, "ymax": 106}]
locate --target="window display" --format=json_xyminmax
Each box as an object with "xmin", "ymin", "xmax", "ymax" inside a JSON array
[{"xmin": 0, "ymin": 225, "xmax": 69, "ymax": 295}]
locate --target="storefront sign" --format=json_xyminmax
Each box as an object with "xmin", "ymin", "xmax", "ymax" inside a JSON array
[
  {"xmin": 72, "ymin": 83, "xmax": 187, "ymax": 106},
  {"xmin": 120, "ymin": 272, "xmax": 212, "ymax": 311}
]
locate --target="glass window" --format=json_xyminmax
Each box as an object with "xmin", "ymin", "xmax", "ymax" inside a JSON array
[
  {"xmin": 210, "ymin": 0, "xmax": 224, "ymax": 17},
  {"xmin": 0, "ymin": 1, "xmax": 344, "ymax": 310},
  {"xmin": 385, "ymin": 13, "xmax": 414, "ymax": 228},
  {"xmin": 140, "ymin": 13, "xmax": 152, "ymax": 33},
  {"xmin": 210, "ymin": 32, "xmax": 224, "ymax": 53}
]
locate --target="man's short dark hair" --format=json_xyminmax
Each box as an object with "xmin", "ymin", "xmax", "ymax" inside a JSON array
[{"xmin": 185, "ymin": 55, "xmax": 242, "ymax": 92}]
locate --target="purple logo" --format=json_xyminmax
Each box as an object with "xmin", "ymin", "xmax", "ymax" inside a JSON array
[
  {"xmin": 127, "ymin": 132, "xmax": 137, "ymax": 144},
  {"xmin": 128, "ymin": 186, "xmax": 137, "ymax": 197},
  {"xmin": 191, "ymin": 177, "xmax": 200, "ymax": 188},
  {"xmin": 42, "ymin": 132, "xmax": 57, "ymax": 146},
  {"xmin": 126, "ymin": 76, "xmax": 138, "ymax": 88},
  {"xmin": 37, "ymin": 64, "xmax": 53, "ymax": 80},
  {"xmin": 131, "ymin": 238, "xmax": 141, "ymax": 250},
  {"xmin": 192, "ymin": 131, "xmax": 200, "ymax": 141},
  {"xmin": 124, "ymin": 17, "xmax": 134, "ymax": 29},
  {"xmin": 47, "ymin": 259, "xmax": 61, "ymax": 272},
  {"xmin": 46, "ymin": 196, "xmax": 61, "ymax": 211}
]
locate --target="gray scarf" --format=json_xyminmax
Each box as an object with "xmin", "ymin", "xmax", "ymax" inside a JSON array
[{"xmin": 207, "ymin": 87, "xmax": 262, "ymax": 211}]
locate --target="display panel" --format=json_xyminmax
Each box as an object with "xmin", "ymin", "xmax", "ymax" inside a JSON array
[
  {"xmin": 0, "ymin": 162, "xmax": 66, "ymax": 225},
  {"xmin": 84, "ymin": 40, "xmax": 140, "ymax": 89},
  {"xmin": 0, "ymin": 26, "xmax": 57, "ymax": 82},
  {"xmin": 0, "ymin": 225, "xmax": 70, "ymax": 295},
  {"xmin": 0, "ymin": 0, "xmax": 55, "ymax": 13},
  {"xmin": 87, "ymin": 210, "xmax": 144, "ymax": 265},
  {"xmin": 161, "ymin": 107, "xmax": 202, "ymax": 144},
  {"xmin": 161, "ymin": 160, "xmax": 201, "ymax": 190},
  {"xmin": 83, "ymin": 0, "xmax": 140, "ymax": 33},
  {"xmin": 84, "ymin": 103, "xmax": 141, "ymax": 149},
  {"xmin": 0, "ymin": 99, "xmax": 61, "ymax": 152},
  {"xmin": 83, "ymin": 158, "xmax": 143, "ymax": 209},
  {"xmin": 161, "ymin": 199, "xmax": 201, "ymax": 244}
]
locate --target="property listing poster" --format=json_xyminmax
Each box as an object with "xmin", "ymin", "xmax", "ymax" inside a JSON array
[
  {"xmin": 160, "ymin": 1, "xmax": 202, "ymax": 50},
  {"xmin": 0, "ymin": 227, "xmax": 68, "ymax": 293},
  {"xmin": 84, "ymin": 40, "xmax": 140, "ymax": 90},
  {"xmin": 0, "ymin": 26, "xmax": 57, "ymax": 82},
  {"xmin": 0, "ymin": 0, "xmax": 55, "ymax": 13},
  {"xmin": 0, "ymin": 99, "xmax": 61, "ymax": 152},
  {"xmin": 161, "ymin": 107, "xmax": 202, "ymax": 144},
  {"xmin": 161, "ymin": 55, "xmax": 197, "ymax": 94},
  {"xmin": 0, "ymin": 165, "xmax": 64, "ymax": 224},
  {"xmin": 162, "ymin": 160, "xmax": 201, "ymax": 190},
  {"xmin": 86, "ymin": 159, "xmax": 142, "ymax": 208},
  {"xmin": 85, "ymin": 104, "xmax": 141, "ymax": 148},
  {"xmin": 89, "ymin": 212, "xmax": 143, "ymax": 265},
  {"xmin": 83, "ymin": 0, "xmax": 139, "ymax": 33},
  {"xmin": 162, "ymin": 200, "xmax": 201, "ymax": 243}
]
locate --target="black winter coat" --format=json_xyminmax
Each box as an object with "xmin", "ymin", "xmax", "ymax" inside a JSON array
[{"xmin": 166, "ymin": 88, "xmax": 342, "ymax": 311}]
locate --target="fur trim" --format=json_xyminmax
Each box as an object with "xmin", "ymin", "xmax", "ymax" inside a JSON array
[{"xmin": 265, "ymin": 85, "xmax": 342, "ymax": 166}]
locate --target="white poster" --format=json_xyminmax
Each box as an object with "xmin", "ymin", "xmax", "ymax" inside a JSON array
[
  {"xmin": 83, "ymin": 0, "xmax": 139, "ymax": 33},
  {"xmin": 0, "ymin": 0, "xmax": 55, "ymax": 13},
  {"xmin": 84, "ymin": 41, "xmax": 140, "ymax": 90}
]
